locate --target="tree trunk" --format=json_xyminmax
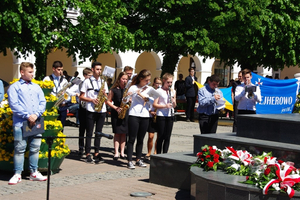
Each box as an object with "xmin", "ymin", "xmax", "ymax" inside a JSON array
[
  {"xmin": 160, "ymin": 52, "xmax": 180, "ymax": 77},
  {"xmin": 35, "ymin": 51, "xmax": 47, "ymax": 80}
]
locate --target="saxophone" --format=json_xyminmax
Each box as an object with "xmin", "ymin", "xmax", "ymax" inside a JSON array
[
  {"xmin": 118, "ymin": 87, "xmax": 131, "ymax": 119},
  {"xmin": 94, "ymin": 76, "xmax": 107, "ymax": 112},
  {"xmin": 54, "ymin": 77, "xmax": 80, "ymax": 108}
]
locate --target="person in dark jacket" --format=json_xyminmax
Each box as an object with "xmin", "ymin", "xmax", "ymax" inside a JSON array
[{"xmin": 185, "ymin": 67, "xmax": 198, "ymax": 122}]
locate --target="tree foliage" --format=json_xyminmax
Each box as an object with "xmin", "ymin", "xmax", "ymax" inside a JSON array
[
  {"xmin": 1, "ymin": 0, "xmax": 300, "ymax": 77},
  {"xmin": 123, "ymin": 0, "xmax": 300, "ymax": 72},
  {"xmin": 209, "ymin": 0, "xmax": 300, "ymax": 71},
  {"xmin": 0, "ymin": 0, "xmax": 134, "ymax": 79},
  {"xmin": 122, "ymin": 0, "xmax": 220, "ymax": 75}
]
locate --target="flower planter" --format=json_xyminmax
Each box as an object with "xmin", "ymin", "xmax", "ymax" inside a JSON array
[
  {"xmin": 43, "ymin": 129, "xmax": 62, "ymax": 137},
  {"xmin": 38, "ymin": 156, "xmax": 66, "ymax": 173},
  {"xmin": 0, "ymin": 160, "xmax": 14, "ymax": 171},
  {"xmin": 44, "ymin": 115, "xmax": 59, "ymax": 121},
  {"xmin": 0, "ymin": 158, "xmax": 29, "ymax": 172},
  {"xmin": 39, "ymin": 143, "xmax": 48, "ymax": 152},
  {"xmin": 46, "ymin": 101, "xmax": 56, "ymax": 110},
  {"xmin": 1, "ymin": 143, "xmax": 14, "ymax": 151},
  {"xmin": 42, "ymin": 88, "xmax": 52, "ymax": 96},
  {"xmin": 52, "ymin": 156, "xmax": 66, "ymax": 172}
]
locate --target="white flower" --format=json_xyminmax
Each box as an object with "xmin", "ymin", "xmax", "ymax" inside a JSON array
[
  {"xmin": 220, "ymin": 148, "xmax": 231, "ymax": 159},
  {"xmin": 231, "ymin": 163, "xmax": 241, "ymax": 170},
  {"xmin": 272, "ymin": 183, "xmax": 280, "ymax": 191},
  {"xmin": 254, "ymin": 170, "xmax": 262, "ymax": 176},
  {"xmin": 0, "ymin": 100, "xmax": 8, "ymax": 108}
]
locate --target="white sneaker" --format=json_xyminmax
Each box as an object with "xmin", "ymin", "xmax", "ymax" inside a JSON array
[
  {"xmin": 8, "ymin": 174, "xmax": 22, "ymax": 185},
  {"xmin": 30, "ymin": 171, "xmax": 47, "ymax": 181},
  {"xmin": 136, "ymin": 160, "xmax": 147, "ymax": 168},
  {"xmin": 127, "ymin": 161, "xmax": 135, "ymax": 169}
]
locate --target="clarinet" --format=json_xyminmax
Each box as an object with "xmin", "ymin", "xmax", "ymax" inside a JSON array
[{"xmin": 169, "ymin": 86, "xmax": 174, "ymax": 117}]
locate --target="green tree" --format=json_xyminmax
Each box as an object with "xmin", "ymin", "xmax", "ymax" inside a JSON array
[
  {"xmin": 124, "ymin": 0, "xmax": 300, "ymax": 73},
  {"xmin": 0, "ymin": 0, "xmax": 134, "ymax": 79},
  {"xmin": 123, "ymin": 0, "xmax": 220, "ymax": 76},
  {"xmin": 207, "ymin": 0, "xmax": 300, "ymax": 71}
]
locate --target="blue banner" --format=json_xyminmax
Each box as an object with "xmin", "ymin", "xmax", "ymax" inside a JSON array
[{"xmin": 251, "ymin": 73, "xmax": 299, "ymax": 114}]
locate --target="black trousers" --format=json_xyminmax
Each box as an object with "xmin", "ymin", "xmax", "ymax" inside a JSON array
[
  {"xmin": 127, "ymin": 116, "xmax": 149, "ymax": 161},
  {"xmin": 198, "ymin": 113, "xmax": 219, "ymax": 134},
  {"xmin": 58, "ymin": 106, "xmax": 68, "ymax": 129},
  {"xmin": 186, "ymin": 96, "xmax": 196, "ymax": 120},
  {"xmin": 85, "ymin": 111, "xmax": 106, "ymax": 154},
  {"xmin": 78, "ymin": 105, "xmax": 87, "ymax": 150},
  {"xmin": 156, "ymin": 116, "xmax": 174, "ymax": 154},
  {"xmin": 232, "ymin": 100, "xmax": 239, "ymax": 132}
]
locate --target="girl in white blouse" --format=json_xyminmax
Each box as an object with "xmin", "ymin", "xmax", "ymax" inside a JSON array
[
  {"xmin": 126, "ymin": 69, "xmax": 160, "ymax": 169},
  {"xmin": 153, "ymin": 73, "xmax": 176, "ymax": 154}
]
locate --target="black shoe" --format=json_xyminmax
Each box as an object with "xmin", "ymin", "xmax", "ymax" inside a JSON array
[
  {"xmin": 94, "ymin": 154, "xmax": 104, "ymax": 164},
  {"xmin": 186, "ymin": 119, "xmax": 190, "ymax": 122},
  {"xmin": 86, "ymin": 155, "xmax": 94, "ymax": 163},
  {"xmin": 78, "ymin": 149, "xmax": 84, "ymax": 156},
  {"xmin": 113, "ymin": 156, "xmax": 119, "ymax": 161},
  {"xmin": 120, "ymin": 155, "xmax": 127, "ymax": 160}
]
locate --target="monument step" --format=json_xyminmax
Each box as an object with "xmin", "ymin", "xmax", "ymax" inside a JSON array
[
  {"xmin": 194, "ymin": 133, "xmax": 300, "ymax": 167},
  {"xmin": 237, "ymin": 113, "xmax": 300, "ymax": 144},
  {"xmin": 190, "ymin": 166, "xmax": 300, "ymax": 200},
  {"xmin": 149, "ymin": 152, "xmax": 196, "ymax": 190}
]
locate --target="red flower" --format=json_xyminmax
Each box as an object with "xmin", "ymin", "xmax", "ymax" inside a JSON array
[
  {"xmin": 213, "ymin": 158, "xmax": 219, "ymax": 163},
  {"xmin": 246, "ymin": 176, "xmax": 249, "ymax": 180},
  {"xmin": 201, "ymin": 158, "xmax": 204, "ymax": 162},
  {"xmin": 209, "ymin": 146, "xmax": 213, "ymax": 150},
  {"xmin": 264, "ymin": 157, "xmax": 268, "ymax": 164},
  {"xmin": 206, "ymin": 155, "xmax": 211, "ymax": 159},
  {"xmin": 197, "ymin": 152, "xmax": 203, "ymax": 158},
  {"xmin": 278, "ymin": 160, "xmax": 284, "ymax": 164},
  {"xmin": 213, "ymin": 154, "xmax": 219, "ymax": 159},
  {"xmin": 209, "ymin": 149, "xmax": 216, "ymax": 155},
  {"xmin": 264, "ymin": 168, "xmax": 271, "ymax": 175},
  {"xmin": 207, "ymin": 161, "xmax": 214, "ymax": 168},
  {"xmin": 203, "ymin": 148, "xmax": 207, "ymax": 152}
]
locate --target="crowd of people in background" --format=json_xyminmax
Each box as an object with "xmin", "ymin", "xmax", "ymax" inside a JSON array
[{"xmin": 5, "ymin": 59, "xmax": 265, "ymax": 185}]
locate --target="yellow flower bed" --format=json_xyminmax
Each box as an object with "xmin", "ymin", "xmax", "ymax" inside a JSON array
[
  {"xmin": 45, "ymin": 95, "xmax": 58, "ymax": 102},
  {"xmin": 39, "ymin": 132, "xmax": 70, "ymax": 159},
  {"xmin": 44, "ymin": 120, "xmax": 63, "ymax": 130},
  {"xmin": 10, "ymin": 79, "xmax": 54, "ymax": 89},
  {"xmin": 0, "ymin": 148, "xmax": 14, "ymax": 162},
  {"xmin": 42, "ymin": 107, "xmax": 59, "ymax": 116}
]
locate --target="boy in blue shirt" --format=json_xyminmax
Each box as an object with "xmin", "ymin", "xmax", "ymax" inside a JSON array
[{"xmin": 8, "ymin": 62, "xmax": 47, "ymax": 185}]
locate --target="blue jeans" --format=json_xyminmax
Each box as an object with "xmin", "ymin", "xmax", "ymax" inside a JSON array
[
  {"xmin": 13, "ymin": 126, "xmax": 41, "ymax": 174},
  {"xmin": 68, "ymin": 103, "xmax": 79, "ymax": 124}
]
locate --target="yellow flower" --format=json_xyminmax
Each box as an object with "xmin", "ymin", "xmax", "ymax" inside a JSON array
[{"xmin": 10, "ymin": 79, "xmax": 19, "ymax": 85}]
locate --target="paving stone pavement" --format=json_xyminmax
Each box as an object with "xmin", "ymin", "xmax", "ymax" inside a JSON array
[{"xmin": 0, "ymin": 116, "xmax": 233, "ymax": 200}]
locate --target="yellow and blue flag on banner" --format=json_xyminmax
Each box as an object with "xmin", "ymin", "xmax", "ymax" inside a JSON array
[{"xmin": 195, "ymin": 81, "xmax": 233, "ymax": 111}]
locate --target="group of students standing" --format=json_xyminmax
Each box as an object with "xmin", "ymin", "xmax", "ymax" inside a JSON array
[
  {"xmin": 76, "ymin": 63, "xmax": 177, "ymax": 169},
  {"xmin": 6, "ymin": 60, "xmax": 262, "ymax": 185},
  {"xmin": 78, "ymin": 65, "xmax": 261, "ymax": 169}
]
